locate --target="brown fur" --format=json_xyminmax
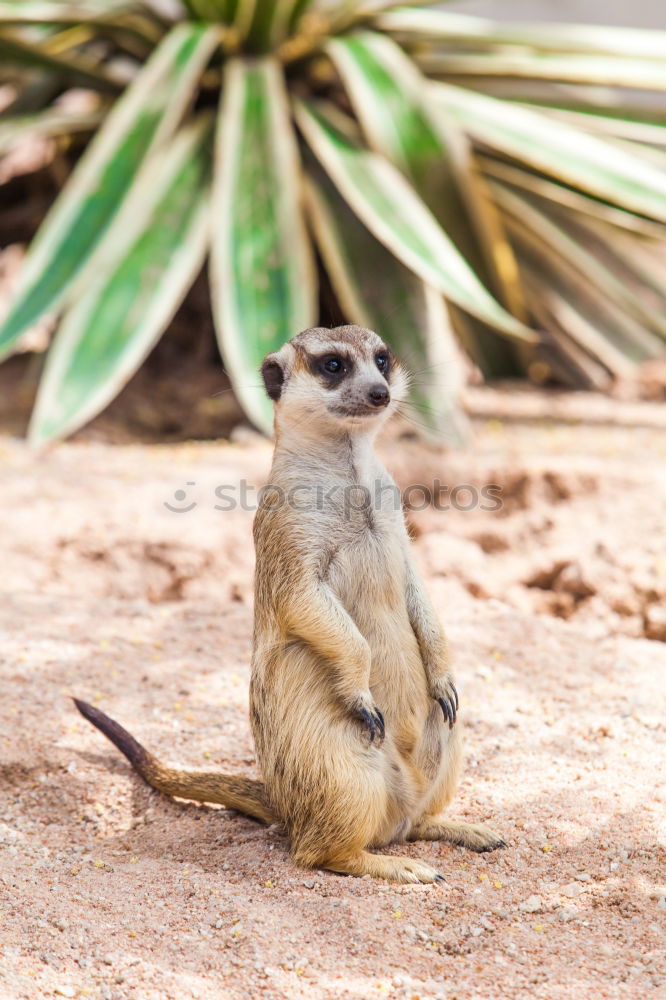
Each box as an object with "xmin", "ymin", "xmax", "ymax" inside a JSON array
[{"xmin": 75, "ymin": 326, "xmax": 504, "ymax": 883}]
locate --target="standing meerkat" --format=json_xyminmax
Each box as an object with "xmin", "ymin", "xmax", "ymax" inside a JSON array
[{"xmin": 75, "ymin": 324, "xmax": 504, "ymax": 883}]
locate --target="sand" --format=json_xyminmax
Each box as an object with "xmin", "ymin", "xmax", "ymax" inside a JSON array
[{"xmin": 1, "ymin": 390, "xmax": 665, "ymax": 1000}]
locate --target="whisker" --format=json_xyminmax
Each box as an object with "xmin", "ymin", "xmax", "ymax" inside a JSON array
[{"xmin": 394, "ymin": 406, "xmax": 439, "ymax": 435}]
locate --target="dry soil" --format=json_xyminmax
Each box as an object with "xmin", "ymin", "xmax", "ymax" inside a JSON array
[{"xmin": 1, "ymin": 389, "xmax": 665, "ymax": 1000}]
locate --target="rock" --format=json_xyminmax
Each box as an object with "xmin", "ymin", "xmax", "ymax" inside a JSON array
[
  {"xmin": 645, "ymin": 605, "xmax": 666, "ymax": 641},
  {"xmin": 562, "ymin": 883, "xmax": 583, "ymax": 898},
  {"xmin": 54, "ymin": 988, "xmax": 76, "ymax": 998},
  {"xmin": 554, "ymin": 561, "xmax": 596, "ymax": 599},
  {"xmin": 519, "ymin": 895, "xmax": 543, "ymax": 913},
  {"xmin": 303, "ymin": 880, "xmax": 315, "ymax": 889},
  {"xmin": 575, "ymin": 873, "xmax": 592, "ymax": 882}
]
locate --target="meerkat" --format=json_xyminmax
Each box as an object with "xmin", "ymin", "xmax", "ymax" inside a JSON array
[{"xmin": 75, "ymin": 324, "xmax": 505, "ymax": 883}]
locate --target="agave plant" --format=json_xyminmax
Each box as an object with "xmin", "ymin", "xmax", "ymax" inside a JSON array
[{"xmin": 1, "ymin": 1, "xmax": 666, "ymax": 444}]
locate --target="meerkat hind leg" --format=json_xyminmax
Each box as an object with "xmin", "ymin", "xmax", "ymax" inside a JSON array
[
  {"xmin": 325, "ymin": 850, "xmax": 445, "ymax": 884},
  {"xmin": 409, "ymin": 816, "xmax": 506, "ymax": 852}
]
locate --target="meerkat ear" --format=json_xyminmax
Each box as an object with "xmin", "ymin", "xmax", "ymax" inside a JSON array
[{"xmin": 261, "ymin": 354, "xmax": 285, "ymax": 402}]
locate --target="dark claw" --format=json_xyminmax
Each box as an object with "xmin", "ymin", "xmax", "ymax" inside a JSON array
[
  {"xmin": 434, "ymin": 874, "xmax": 446, "ymax": 883},
  {"xmin": 451, "ymin": 683, "xmax": 459, "ymax": 711},
  {"xmin": 359, "ymin": 708, "xmax": 377, "ymax": 742},
  {"xmin": 437, "ymin": 697, "xmax": 454, "ymax": 728},
  {"xmin": 357, "ymin": 706, "xmax": 385, "ymax": 744}
]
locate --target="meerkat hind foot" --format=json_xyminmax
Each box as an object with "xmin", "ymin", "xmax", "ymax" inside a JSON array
[
  {"xmin": 324, "ymin": 850, "xmax": 444, "ymax": 884},
  {"xmin": 409, "ymin": 818, "xmax": 506, "ymax": 853}
]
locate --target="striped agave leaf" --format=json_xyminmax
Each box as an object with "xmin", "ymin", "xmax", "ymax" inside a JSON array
[
  {"xmin": 501, "ymin": 207, "xmax": 659, "ymax": 373},
  {"xmin": 492, "ymin": 185, "xmax": 666, "ymax": 345},
  {"xmin": 0, "ymin": 106, "xmax": 104, "ymax": 155},
  {"xmin": 0, "ymin": 2, "xmax": 132, "ymax": 23},
  {"xmin": 430, "ymin": 83, "xmax": 666, "ymax": 224},
  {"xmin": 417, "ymin": 52, "xmax": 666, "ymax": 92},
  {"xmin": 304, "ymin": 161, "xmax": 469, "ymax": 443},
  {"xmin": 0, "ymin": 23, "xmax": 217, "ymax": 361},
  {"xmin": 29, "ymin": 116, "xmax": 213, "ymax": 446},
  {"xmin": 210, "ymin": 58, "xmax": 317, "ymax": 433},
  {"xmin": 377, "ymin": 8, "xmax": 666, "ymax": 60},
  {"xmin": 478, "ymin": 158, "xmax": 666, "ymax": 241},
  {"xmin": 3, "ymin": 0, "xmax": 666, "ymax": 445},
  {"xmin": 0, "ymin": 28, "xmax": 124, "ymax": 91},
  {"xmin": 327, "ymin": 28, "xmax": 526, "ymax": 347},
  {"xmin": 295, "ymin": 99, "xmax": 533, "ymax": 344}
]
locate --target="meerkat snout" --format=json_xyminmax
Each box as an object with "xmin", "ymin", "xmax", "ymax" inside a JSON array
[
  {"xmin": 367, "ymin": 384, "xmax": 390, "ymax": 408},
  {"xmin": 260, "ymin": 325, "xmax": 406, "ymax": 432}
]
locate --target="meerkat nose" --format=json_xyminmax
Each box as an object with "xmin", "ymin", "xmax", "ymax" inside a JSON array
[{"xmin": 368, "ymin": 385, "xmax": 390, "ymax": 408}]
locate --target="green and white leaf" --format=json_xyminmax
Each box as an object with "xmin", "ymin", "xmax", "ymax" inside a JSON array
[
  {"xmin": 0, "ymin": 1, "xmax": 133, "ymax": 23},
  {"xmin": 327, "ymin": 30, "xmax": 444, "ymax": 182},
  {"xmin": 415, "ymin": 52, "xmax": 666, "ymax": 92},
  {"xmin": 378, "ymin": 9, "xmax": 666, "ymax": 60},
  {"xmin": 0, "ymin": 27, "xmax": 124, "ymax": 91},
  {"xmin": 491, "ymin": 183, "xmax": 666, "ymax": 346},
  {"xmin": 501, "ymin": 202, "xmax": 658, "ymax": 370},
  {"xmin": 430, "ymin": 83, "xmax": 666, "ymax": 224},
  {"xmin": 327, "ymin": 29, "xmax": 526, "ymax": 321},
  {"xmin": 295, "ymin": 98, "xmax": 534, "ymax": 343},
  {"xmin": 479, "ymin": 157, "xmax": 666, "ymax": 241},
  {"xmin": 29, "ymin": 116, "xmax": 213, "ymax": 446},
  {"xmin": 0, "ymin": 106, "xmax": 104, "ymax": 154},
  {"xmin": 304, "ymin": 161, "xmax": 469, "ymax": 443},
  {"xmin": 0, "ymin": 22, "xmax": 217, "ymax": 361},
  {"xmin": 532, "ymin": 106, "xmax": 666, "ymax": 148},
  {"xmin": 210, "ymin": 58, "xmax": 317, "ymax": 434}
]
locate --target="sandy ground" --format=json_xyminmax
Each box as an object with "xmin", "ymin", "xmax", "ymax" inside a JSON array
[{"xmin": 1, "ymin": 390, "xmax": 665, "ymax": 1000}]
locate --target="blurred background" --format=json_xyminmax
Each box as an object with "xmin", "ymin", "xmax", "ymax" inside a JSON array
[
  {"xmin": 1, "ymin": 0, "xmax": 666, "ymax": 444},
  {"xmin": 447, "ymin": 1, "xmax": 663, "ymax": 28}
]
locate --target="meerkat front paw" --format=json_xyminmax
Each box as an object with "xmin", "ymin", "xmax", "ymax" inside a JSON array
[
  {"xmin": 430, "ymin": 674, "xmax": 458, "ymax": 728},
  {"xmin": 349, "ymin": 692, "xmax": 385, "ymax": 744}
]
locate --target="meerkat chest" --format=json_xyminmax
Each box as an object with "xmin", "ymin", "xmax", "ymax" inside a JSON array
[{"xmin": 325, "ymin": 471, "xmax": 408, "ymax": 612}]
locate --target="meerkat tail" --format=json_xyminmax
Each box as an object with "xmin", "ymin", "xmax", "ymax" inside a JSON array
[{"xmin": 73, "ymin": 699, "xmax": 274, "ymax": 824}]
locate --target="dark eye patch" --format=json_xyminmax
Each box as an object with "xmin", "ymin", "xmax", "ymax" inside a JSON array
[
  {"xmin": 307, "ymin": 352, "xmax": 354, "ymax": 387},
  {"xmin": 375, "ymin": 350, "xmax": 391, "ymax": 377}
]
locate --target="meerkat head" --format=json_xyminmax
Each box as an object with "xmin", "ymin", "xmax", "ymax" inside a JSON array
[{"xmin": 260, "ymin": 325, "xmax": 407, "ymax": 437}]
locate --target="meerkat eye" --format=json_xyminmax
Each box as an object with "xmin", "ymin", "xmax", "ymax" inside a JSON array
[
  {"xmin": 375, "ymin": 353, "xmax": 389, "ymax": 373},
  {"xmin": 322, "ymin": 356, "xmax": 343, "ymax": 374}
]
